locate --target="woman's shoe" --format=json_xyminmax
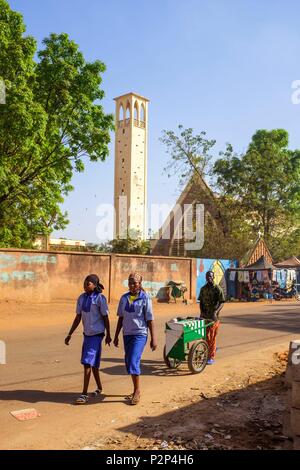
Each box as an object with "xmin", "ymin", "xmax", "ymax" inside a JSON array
[
  {"xmin": 125, "ymin": 393, "xmax": 133, "ymax": 400},
  {"xmin": 76, "ymin": 394, "xmax": 88, "ymax": 404},
  {"xmin": 90, "ymin": 388, "xmax": 102, "ymax": 397},
  {"xmin": 207, "ymin": 359, "xmax": 215, "ymax": 365},
  {"xmin": 131, "ymin": 393, "xmax": 140, "ymax": 405}
]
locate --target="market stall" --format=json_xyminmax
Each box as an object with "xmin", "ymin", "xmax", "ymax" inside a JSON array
[
  {"xmin": 228, "ymin": 255, "xmax": 276, "ymax": 301},
  {"xmin": 274, "ymin": 256, "xmax": 300, "ymax": 295}
]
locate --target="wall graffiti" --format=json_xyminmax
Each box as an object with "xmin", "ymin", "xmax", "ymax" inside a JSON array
[
  {"xmin": 20, "ymin": 254, "xmax": 57, "ymax": 265},
  {"xmin": 0, "ymin": 253, "xmax": 56, "ymax": 284},
  {"xmin": 0, "ymin": 271, "xmax": 36, "ymax": 282},
  {"xmin": 121, "ymin": 261, "xmax": 157, "ymax": 273},
  {"xmin": 0, "ymin": 273, "xmax": 10, "ymax": 282},
  {"xmin": 121, "ymin": 263, "xmax": 132, "ymax": 272},
  {"xmin": 122, "ymin": 279, "xmax": 165, "ymax": 298},
  {"xmin": 170, "ymin": 263, "xmax": 178, "ymax": 272},
  {"xmin": 196, "ymin": 258, "xmax": 238, "ymax": 299},
  {"xmin": 0, "ymin": 254, "xmax": 17, "ymax": 269}
]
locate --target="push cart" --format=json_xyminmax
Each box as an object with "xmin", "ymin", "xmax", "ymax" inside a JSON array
[{"xmin": 163, "ymin": 316, "xmax": 214, "ymax": 374}]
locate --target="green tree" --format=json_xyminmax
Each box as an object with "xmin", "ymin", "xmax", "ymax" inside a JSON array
[
  {"xmin": 0, "ymin": 0, "xmax": 114, "ymax": 247},
  {"xmin": 86, "ymin": 242, "xmax": 111, "ymax": 253},
  {"xmin": 213, "ymin": 129, "xmax": 300, "ymax": 260},
  {"xmin": 108, "ymin": 229, "xmax": 150, "ymax": 255},
  {"xmin": 161, "ymin": 126, "xmax": 300, "ymax": 260},
  {"xmin": 108, "ymin": 236, "xmax": 150, "ymax": 255},
  {"xmin": 160, "ymin": 125, "xmax": 230, "ymax": 256},
  {"xmin": 85, "ymin": 230, "xmax": 150, "ymax": 255},
  {"xmin": 160, "ymin": 125, "xmax": 216, "ymax": 187}
]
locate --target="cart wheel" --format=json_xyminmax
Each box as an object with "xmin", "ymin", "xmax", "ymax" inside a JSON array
[
  {"xmin": 163, "ymin": 345, "xmax": 182, "ymax": 369},
  {"xmin": 188, "ymin": 340, "xmax": 209, "ymax": 374}
]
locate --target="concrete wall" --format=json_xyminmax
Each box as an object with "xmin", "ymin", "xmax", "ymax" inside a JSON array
[
  {"xmin": 0, "ymin": 249, "xmax": 196, "ymax": 303},
  {"xmin": 0, "ymin": 250, "xmax": 110, "ymax": 302},
  {"xmin": 111, "ymin": 254, "xmax": 195, "ymax": 300}
]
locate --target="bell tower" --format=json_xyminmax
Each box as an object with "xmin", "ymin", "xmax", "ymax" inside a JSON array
[{"xmin": 114, "ymin": 92, "xmax": 149, "ymax": 239}]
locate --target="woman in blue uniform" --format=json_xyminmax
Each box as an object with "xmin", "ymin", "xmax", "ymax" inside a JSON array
[
  {"xmin": 113, "ymin": 272, "xmax": 157, "ymax": 405},
  {"xmin": 65, "ymin": 274, "xmax": 111, "ymax": 404}
]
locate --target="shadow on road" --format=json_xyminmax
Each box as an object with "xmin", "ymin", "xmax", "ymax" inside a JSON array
[
  {"xmin": 0, "ymin": 357, "xmax": 192, "ymax": 390},
  {"xmin": 223, "ymin": 303, "xmax": 300, "ymax": 335},
  {"xmin": 0, "ymin": 357, "xmax": 202, "ymax": 405},
  {"xmin": 116, "ymin": 371, "xmax": 288, "ymax": 450},
  {"xmin": 0, "ymin": 389, "xmax": 134, "ymax": 405},
  {"xmin": 102, "ymin": 357, "xmax": 192, "ymax": 377}
]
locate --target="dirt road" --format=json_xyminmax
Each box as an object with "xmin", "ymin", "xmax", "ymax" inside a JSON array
[{"xmin": 0, "ymin": 299, "xmax": 299, "ymax": 449}]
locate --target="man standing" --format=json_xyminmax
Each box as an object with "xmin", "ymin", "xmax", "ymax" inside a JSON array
[{"xmin": 198, "ymin": 271, "xmax": 225, "ymax": 364}]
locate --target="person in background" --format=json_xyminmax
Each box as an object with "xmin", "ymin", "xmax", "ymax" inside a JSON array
[
  {"xmin": 198, "ymin": 271, "xmax": 225, "ymax": 365},
  {"xmin": 113, "ymin": 272, "xmax": 157, "ymax": 405},
  {"xmin": 265, "ymin": 282, "xmax": 274, "ymax": 302},
  {"xmin": 65, "ymin": 274, "xmax": 111, "ymax": 404}
]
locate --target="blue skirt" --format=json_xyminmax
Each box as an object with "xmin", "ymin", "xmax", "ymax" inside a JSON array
[
  {"xmin": 123, "ymin": 335, "xmax": 147, "ymax": 375},
  {"xmin": 81, "ymin": 333, "xmax": 104, "ymax": 368}
]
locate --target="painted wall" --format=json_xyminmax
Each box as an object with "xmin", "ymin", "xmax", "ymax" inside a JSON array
[
  {"xmin": 0, "ymin": 250, "xmax": 110, "ymax": 302},
  {"xmin": 0, "ymin": 249, "xmax": 195, "ymax": 304},
  {"xmin": 111, "ymin": 254, "xmax": 194, "ymax": 300},
  {"xmin": 196, "ymin": 258, "xmax": 238, "ymax": 299}
]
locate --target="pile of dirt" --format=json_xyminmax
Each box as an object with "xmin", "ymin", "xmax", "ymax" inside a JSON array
[{"xmin": 274, "ymin": 351, "xmax": 288, "ymax": 366}]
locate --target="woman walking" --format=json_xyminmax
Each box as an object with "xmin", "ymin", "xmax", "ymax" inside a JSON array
[
  {"xmin": 113, "ymin": 272, "xmax": 157, "ymax": 405},
  {"xmin": 65, "ymin": 274, "xmax": 111, "ymax": 404}
]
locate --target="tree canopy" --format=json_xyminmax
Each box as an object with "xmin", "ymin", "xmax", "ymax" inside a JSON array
[
  {"xmin": 161, "ymin": 126, "xmax": 300, "ymax": 260},
  {"xmin": 213, "ymin": 129, "xmax": 300, "ymax": 259},
  {"xmin": 87, "ymin": 235, "xmax": 151, "ymax": 255},
  {"xmin": 0, "ymin": 0, "xmax": 114, "ymax": 247},
  {"xmin": 160, "ymin": 125, "xmax": 216, "ymax": 187}
]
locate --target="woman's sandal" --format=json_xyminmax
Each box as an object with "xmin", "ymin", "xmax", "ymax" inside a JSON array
[
  {"xmin": 76, "ymin": 394, "xmax": 88, "ymax": 404},
  {"xmin": 90, "ymin": 388, "xmax": 102, "ymax": 398},
  {"xmin": 131, "ymin": 393, "xmax": 140, "ymax": 405}
]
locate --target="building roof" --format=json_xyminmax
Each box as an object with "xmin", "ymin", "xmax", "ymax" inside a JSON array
[
  {"xmin": 230, "ymin": 255, "xmax": 276, "ymax": 271},
  {"xmin": 246, "ymin": 255, "xmax": 276, "ymax": 270},
  {"xmin": 274, "ymin": 256, "xmax": 300, "ymax": 268},
  {"xmin": 113, "ymin": 92, "xmax": 150, "ymax": 102},
  {"xmin": 151, "ymin": 172, "xmax": 225, "ymax": 257},
  {"xmin": 240, "ymin": 237, "xmax": 273, "ymax": 267}
]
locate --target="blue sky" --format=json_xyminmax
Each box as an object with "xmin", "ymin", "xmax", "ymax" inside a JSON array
[{"xmin": 9, "ymin": 0, "xmax": 300, "ymax": 242}]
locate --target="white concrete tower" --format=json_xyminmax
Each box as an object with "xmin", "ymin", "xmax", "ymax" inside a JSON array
[{"xmin": 114, "ymin": 92, "xmax": 149, "ymax": 240}]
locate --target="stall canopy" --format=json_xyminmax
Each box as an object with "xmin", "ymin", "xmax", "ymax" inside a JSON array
[
  {"xmin": 230, "ymin": 255, "xmax": 276, "ymax": 271},
  {"xmin": 274, "ymin": 256, "xmax": 300, "ymax": 269},
  {"xmin": 246, "ymin": 255, "xmax": 276, "ymax": 270}
]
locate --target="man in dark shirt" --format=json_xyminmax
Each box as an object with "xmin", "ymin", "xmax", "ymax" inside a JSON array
[{"xmin": 198, "ymin": 271, "xmax": 225, "ymax": 364}]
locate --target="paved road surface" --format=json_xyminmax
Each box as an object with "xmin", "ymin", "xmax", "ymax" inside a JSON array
[{"xmin": 0, "ymin": 300, "xmax": 299, "ymax": 449}]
